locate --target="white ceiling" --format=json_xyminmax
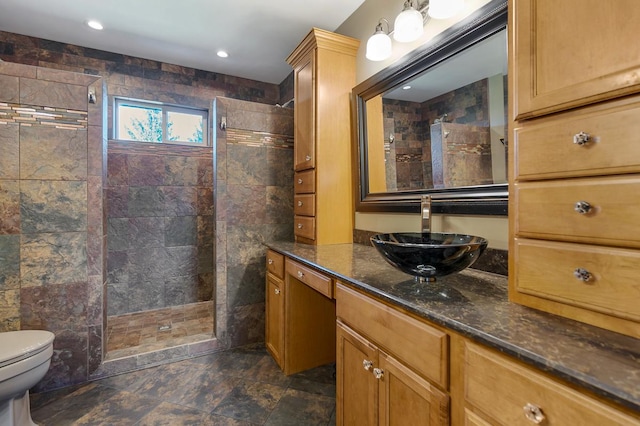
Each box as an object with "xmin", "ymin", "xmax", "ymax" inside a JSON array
[{"xmin": 0, "ymin": 0, "xmax": 366, "ymax": 84}]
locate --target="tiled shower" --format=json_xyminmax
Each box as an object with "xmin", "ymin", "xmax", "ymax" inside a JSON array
[{"xmin": 0, "ymin": 31, "xmax": 294, "ymax": 392}]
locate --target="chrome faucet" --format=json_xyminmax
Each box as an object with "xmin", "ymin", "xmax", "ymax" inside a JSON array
[{"xmin": 421, "ymin": 195, "xmax": 431, "ymax": 234}]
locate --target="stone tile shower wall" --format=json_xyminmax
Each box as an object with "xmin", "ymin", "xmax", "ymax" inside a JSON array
[
  {"xmin": 106, "ymin": 142, "xmax": 214, "ymax": 315},
  {"xmin": 214, "ymin": 97, "xmax": 294, "ymax": 347},
  {"xmin": 0, "ymin": 62, "xmax": 106, "ymax": 391}
]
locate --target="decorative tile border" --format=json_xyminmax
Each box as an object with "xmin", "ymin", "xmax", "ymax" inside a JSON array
[
  {"xmin": 226, "ymin": 128, "xmax": 293, "ymax": 149},
  {"xmin": 0, "ymin": 102, "xmax": 87, "ymax": 130}
]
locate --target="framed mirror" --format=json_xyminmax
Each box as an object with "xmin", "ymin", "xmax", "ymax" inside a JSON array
[{"xmin": 353, "ymin": 0, "xmax": 508, "ymax": 214}]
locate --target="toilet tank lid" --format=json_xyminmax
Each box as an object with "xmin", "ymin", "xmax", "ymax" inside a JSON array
[{"xmin": 0, "ymin": 330, "xmax": 55, "ymax": 364}]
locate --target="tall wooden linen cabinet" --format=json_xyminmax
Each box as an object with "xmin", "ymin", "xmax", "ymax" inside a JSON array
[
  {"xmin": 509, "ymin": 0, "xmax": 640, "ymax": 338},
  {"xmin": 286, "ymin": 28, "xmax": 360, "ymax": 245}
]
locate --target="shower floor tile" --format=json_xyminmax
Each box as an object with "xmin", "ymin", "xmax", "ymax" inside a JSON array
[{"xmin": 105, "ymin": 301, "xmax": 214, "ymax": 359}]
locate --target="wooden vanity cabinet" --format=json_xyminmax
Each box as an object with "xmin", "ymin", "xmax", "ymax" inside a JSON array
[
  {"xmin": 462, "ymin": 341, "xmax": 640, "ymax": 426},
  {"xmin": 265, "ymin": 251, "xmax": 336, "ymax": 375},
  {"xmin": 286, "ymin": 28, "xmax": 359, "ymax": 245},
  {"xmin": 335, "ymin": 283, "xmax": 449, "ymax": 426},
  {"xmin": 509, "ymin": 0, "xmax": 640, "ymax": 338}
]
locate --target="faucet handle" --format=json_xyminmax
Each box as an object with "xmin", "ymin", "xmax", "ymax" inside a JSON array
[{"xmin": 421, "ymin": 195, "xmax": 431, "ymax": 234}]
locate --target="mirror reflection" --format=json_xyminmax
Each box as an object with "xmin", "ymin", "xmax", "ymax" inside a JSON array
[{"xmin": 365, "ymin": 28, "xmax": 507, "ymax": 194}]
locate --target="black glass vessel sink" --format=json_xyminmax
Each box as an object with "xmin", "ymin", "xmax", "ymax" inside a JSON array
[{"xmin": 370, "ymin": 232, "xmax": 488, "ymax": 282}]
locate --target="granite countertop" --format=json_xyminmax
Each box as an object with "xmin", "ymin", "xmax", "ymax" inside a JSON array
[{"xmin": 266, "ymin": 241, "xmax": 640, "ymax": 413}]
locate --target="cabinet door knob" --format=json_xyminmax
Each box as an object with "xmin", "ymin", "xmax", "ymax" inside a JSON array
[
  {"xmin": 574, "ymin": 200, "xmax": 592, "ymax": 214},
  {"xmin": 373, "ymin": 368, "xmax": 384, "ymax": 380},
  {"xmin": 362, "ymin": 359, "xmax": 373, "ymax": 371},
  {"xmin": 573, "ymin": 267, "xmax": 593, "ymax": 282},
  {"xmin": 305, "ymin": 154, "xmax": 311, "ymax": 161},
  {"xmin": 297, "ymin": 223, "xmax": 303, "ymax": 229},
  {"xmin": 523, "ymin": 403, "xmax": 545, "ymax": 424},
  {"xmin": 297, "ymin": 178, "xmax": 303, "ymax": 184},
  {"xmin": 268, "ymin": 259, "xmax": 274, "ymax": 265},
  {"xmin": 573, "ymin": 131, "xmax": 591, "ymax": 146},
  {"xmin": 297, "ymin": 270, "xmax": 304, "ymax": 278},
  {"xmin": 274, "ymin": 288, "xmax": 281, "ymax": 295},
  {"xmin": 297, "ymin": 200, "xmax": 303, "ymax": 207}
]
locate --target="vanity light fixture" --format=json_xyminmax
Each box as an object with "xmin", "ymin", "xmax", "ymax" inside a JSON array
[{"xmin": 365, "ymin": 0, "xmax": 465, "ymax": 61}]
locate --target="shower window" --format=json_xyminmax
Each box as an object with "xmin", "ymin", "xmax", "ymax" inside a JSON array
[{"xmin": 115, "ymin": 98, "xmax": 208, "ymax": 146}]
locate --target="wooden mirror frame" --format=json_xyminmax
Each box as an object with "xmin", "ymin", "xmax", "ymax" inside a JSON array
[{"xmin": 352, "ymin": 0, "xmax": 508, "ymax": 214}]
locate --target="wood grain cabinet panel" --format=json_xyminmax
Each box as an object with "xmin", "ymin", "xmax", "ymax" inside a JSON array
[{"xmin": 464, "ymin": 341, "xmax": 640, "ymax": 426}]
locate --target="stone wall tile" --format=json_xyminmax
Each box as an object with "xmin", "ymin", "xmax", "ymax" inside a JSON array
[
  {"xmin": 20, "ymin": 126, "xmax": 88, "ymax": 180},
  {"xmin": 197, "ymin": 157, "xmax": 213, "ymax": 187},
  {"xmin": 266, "ymin": 186, "xmax": 293, "ymax": 225},
  {"xmin": 35, "ymin": 329, "xmax": 88, "ymax": 391},
  {"xmin": 197, "ymin": 272, "xmax": 214, "ymax": 301},
  {"xmin": 88, "ymin": 325, "xmax": 103, "ymax": 374},
  {"xmin": 196, "ymin": 187, "xmax": 213, "ymax": 216},
  {"xmin": 128, "ymin": 186, "xmax": 165, "ymax": 217},
  {"xmin": 20, "ymin": 281, "xmax": 88, "ymax": 331},
  {"xmin": 197, "ymin": 244, "xmax": 214, "ymax": 275},
  {"xmin": 20, "ymin": 232, "xmax": 87, "ymax": 287},
  {"xmin": 0, "ymin": 289, "xmax": 20, "ymax": 332},
  {"xmin": 0, "ymin": 123, "xmax": 20, "ymax": 179},
  {"xmin": 197, "ymin": 215, "xmax": 214, "ymax": 247},
  {"xmin": 225, "ymin": 184, "xmax": 266, "ymax": 226},
  {"xmin": 227, "ymin": 144, "xmax": 267, "ymax": 185},
  {"xmin": 87, "ymin": 81, "xmax": 104, "ymax": 127},
  {"xmin": 106, "ymin": 186, "xmax": 128, "ymax": 218},
  {"xmin": 0, "ymin": 61, "xmax": 37, "ymax": 78},
  {"xmin": 165, "ymin": 216, "xmax": 197, "ymax": 247},
  {"xmin": 163, "ymin": 186, "xmax": 197, "ymax": 216},
  {"xmin": 36, "ymin": 67, "xmax": 100, "ymax": 86},
  {"xmin": 107, "ymin": 153, "xmax": 128, "ymax": 186},
  {"xmin": 0, "ymin": 180, "xmax": 20, "ymax": 234},
  {"xmin": 107, "ymin": 281, "xmax": 129, "ymax": 316},
  {"xmin": 20, "ymin": 180, "xmax": 87, "ymax": 233},
  {"xmin": 225, "ymin": 225, "xmax": 266, "ymax": 269},
  {"xmin": 165, "ymin": 156, "xmax": 198, "ymax": 186},
  {"xmin": 227, "ymin": 303, "xmax": 265, "ymax": 348},
  {"xmin": 165, "ymin": 246, "xmax": 198, "ymax": 278},
  {"xmin": 165, "ymin": 275, "xmax": 198, "ymax": 305},
  {"xmin": 0, "ymin": 234, "xmax": 20, "ymax": 290},
  {"xmin": 0, "ymin": 74, "xmax": 19, "ymax": 103},
  {"xmin": 128, "ymin": 247, "xmax": 169, "ymax": 283},
  {"xmin": 107, "ymin": 218, "xmax": 129, "ymax": 252},
  {"xmin": 87, "ymin": 275, "xmax": 103, "ymax": 326},
  {"xmin": 266, "ymin": 147, "xmax": 293, "ymax": 187},
  {"xmin": 20, "ymin": 78, "xmax": 87, "ymax": 111},
  {"xmin": 128, "ymin": 217, "xmax": 165, "ymax": 249},
  {"xmin": 88, "ymin": 125, "xmax": 104, "ymax": 177},
  {"xmin": 128, "ymin": 154, "xmax": 164, "ymax": 186},
  {"xmin": 128, "ymin": 280, "xmax": 165, "ymax": 312},
  {"xmin": 227, "ymin": 262, "xmax": 264, "ymax": 308}
]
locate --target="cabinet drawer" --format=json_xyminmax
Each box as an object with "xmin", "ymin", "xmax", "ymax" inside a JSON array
[
  {"xmin": 293, "ymin": 194, "xmax": 315, "ymax": 216},
  {"xmin": 513, "ymin": 238, "xmax": 640, "ymax": 322},
  {"xmin": 464, "ymin": 342, "xmax": 640, "ymax": 426},
  {"xmin": 336, "ymin": 283, "xmax": 448, "ymax": 389},
  {"xmin": 294, "ymin": 215, "xmax": 315, "ymax": 241},
  {"xmin": 515, "ymin": 100, "xmax": 640, "ymax": 180},
  {"xmin": 294, "ymin": 169, "xmax": 315, "ymax": 194},
  {"xmin": 515, "ymin": 175, "xmax": 640, "ymax": 248},
  {"xmin": 266, "ymin": 249, "xmax": 284, "ymax": 279},
  {"xmin": 285, "ymin": 258, "xmax": 333, "ymax": 298}
]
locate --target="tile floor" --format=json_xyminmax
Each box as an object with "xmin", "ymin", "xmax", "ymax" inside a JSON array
[
  {"xmin": 105, "ymin": 302, "xmax": 214, "ymax": 360},
  {"xmin": 30, "ymin": 345, "xmax": 336, "ymax": 425}
]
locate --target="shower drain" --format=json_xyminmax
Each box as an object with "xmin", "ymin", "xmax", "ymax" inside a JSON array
[{"xmin": 158, "ymin": 324, "xmax": 172, "ymax": 331}]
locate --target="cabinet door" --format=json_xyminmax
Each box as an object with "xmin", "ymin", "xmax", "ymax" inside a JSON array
[
  {"xmin": 337, "ymin": 321, "xmax": 378, "ymax": 426},
  {"xmin": 512, "ymin": 0, "xmax": 640, "ymax": 119},
  {"xmin": 294, "ymin": 50, "xmax": 315, "ymax": 171},
  {"xmin": 378, "ymin": 351, "xmax": 449, "ymax": 426},
  {"xmin": 265, "ymin": 274, "xmax": 284, "ymax": 369}
]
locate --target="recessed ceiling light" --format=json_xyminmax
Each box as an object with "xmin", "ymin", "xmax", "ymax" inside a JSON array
[
  {"xmin": 87, "ymin": 20, "xmax": 104, "ymax": 30},
  {"xmin": 217, "ymin": 50, "xmax": 229, "ymax": 58},
  {"xmin": 402, "ymin": 85, "xmax": 411, "ymax": 90}
]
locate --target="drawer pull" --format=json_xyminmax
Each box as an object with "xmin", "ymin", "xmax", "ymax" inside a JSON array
[
  {"xmin": 297, "ymin": 178, "xmax": 303, "ymax": 184},
  {"xmin": 297, "ymin": 223, "xmax": 303, "ymax": 229},
  {"xmin": 297, "ymin": 270, "xmax": 304, "ymax": 278},
  {"xmin": 573, "ymin": 131, "xmax": 591, "ymax": 146},
  {"xmin": 297, "ymin": 200, "xmax": 303, "ymax": 207},
  {"xmin": 274, "ymin": 288, "xmax": 281, "ymax": 295},
  {"xmin": 363, "ymin": 359, "xmax": 373, "ymax": 371},
  {"xmin": 573, "ymin": 267, "xmax": 593, "ymax": 282},
  {"xmin": 574, "ymin": 200, "xmax": 592, "ymax": 214},
  {"xmin": 268, "ymin": 259, "xmax": 274, "ymax": 265},
  {"xmin": 305, "ymin": 154, "xmax": 311, "ymax": 161},
  {"xmin": 523, "ymin": 403, "xmax": 545, "ymax": 424},
  {"xmin": 373, "ymin": 368, "xmax": 384, "ymax": 380}
]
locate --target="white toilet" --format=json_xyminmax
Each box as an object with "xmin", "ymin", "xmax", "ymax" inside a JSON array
[{"xmin": 0, "ymin": 331, "xmax": 55, "ymax": 426}]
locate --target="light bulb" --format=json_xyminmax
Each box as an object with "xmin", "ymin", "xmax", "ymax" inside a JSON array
[{"xmin": 393, "ymin": 2, "xmax": 424, "ymax": 43}]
